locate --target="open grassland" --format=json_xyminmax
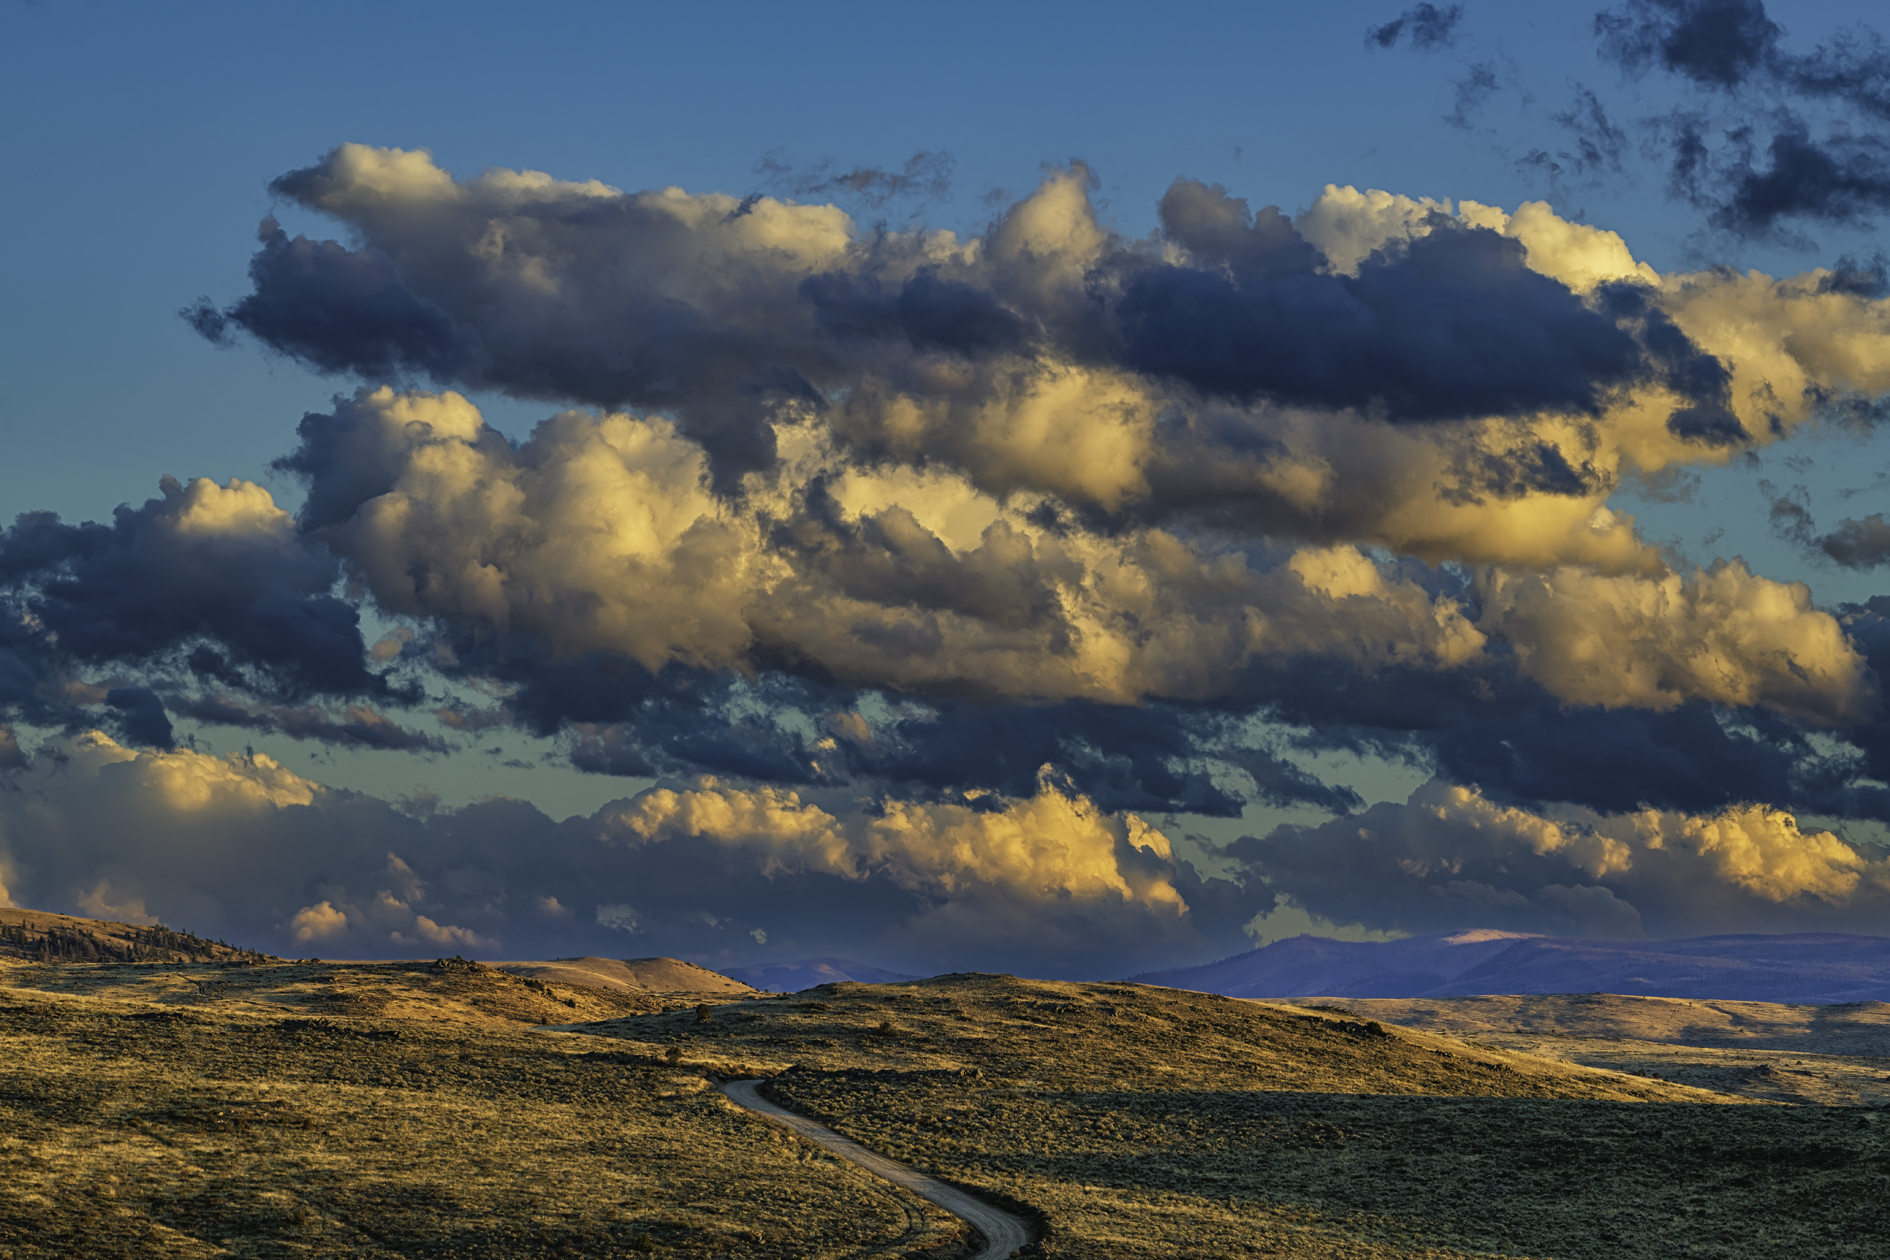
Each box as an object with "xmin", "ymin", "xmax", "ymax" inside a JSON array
[
  {"xmin": 1287, "ymin": 994, "xmax": 1890, "ymax": 1108},
  {"xmin": 595, "ymin": 975, "xmax": 1890, "ymax": 1259},
  {"xmin": 4, "ymin": 956, "xmax": 1890, "ymax": 1258},
  {"xmin": 0, "ymin": 959, "xmax": 965, "ymax": 1259}
]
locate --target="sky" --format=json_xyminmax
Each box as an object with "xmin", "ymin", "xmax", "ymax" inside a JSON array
[{"xmin": 4, "ymin": 0, "xmax": 1890, "ymax": 976}]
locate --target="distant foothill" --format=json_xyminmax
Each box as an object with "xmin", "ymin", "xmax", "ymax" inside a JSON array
[{"xmin": 1131, "ymin": 929, "xmax": 1890, "ymax": 1004}]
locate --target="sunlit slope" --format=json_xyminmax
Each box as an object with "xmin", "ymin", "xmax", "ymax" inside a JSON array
[
  {"xmin": 585, "ymin": 972, "xmax": 1735, "ymax": 1101},
  {"xmin": 496, "ymin": 956, "xmax": 756, "ymax": 995},
  {"xmin": 1291, "ymin": 993, "xmax": 1890, "ymax": 1107},
  {"xmin": 0, "ymin": 979, "xmax": 962, "ymax": 1259},
  {"xmin": 581, "ymin": 975, "xmax": 1890, "ymax": 1260},
  {"xmin": 0, "ymin": 953, "xmax": 741, "ymax": 1027}
]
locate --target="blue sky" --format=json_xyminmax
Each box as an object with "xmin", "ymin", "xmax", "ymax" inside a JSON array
[{"xmin": 3, "ymin": 1, "xmax": 1890, "ymax": 970}]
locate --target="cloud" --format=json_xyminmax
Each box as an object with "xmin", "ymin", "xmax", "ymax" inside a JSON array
[
  {"xmin": 0, "ymin": 731, "xmax": 1252, "ymax": 975},
  {"xmin": 145, "ymin": 155, "xmax": 1890, "ymax": 834},
  {"xmin": 163, "ymin": 694, "xmax": 444, "ymax": 751},
  {"xmin": 611, "ymin": 770, "xmax": 1188, "ymax": 912},
  {"xmin": 197, "ymin": 146, "xmax": 1867, "ymax": 516},
  {"xmin": 0, "ymin": 475, "xmax": 388, "ymax": 719},
  {"xmin": 1593, "ymin": 1, "xmax": 1890, "ymax": 237},
  {"xmin": 756, "ymin": 149, "xmax": 955, "ymax": 209},
  {"xmin": 1231, "ymin": 777, "xmax": 1890, "ymax": 939},
  {"xmin": 1479, "ymin": 560, "xmax": 1871, "ymax": 725},
  {"xmin": 5, "ymin": 142, "xmax": 1884, "ymax": 948},
  {"xmin": 1366, "ymin": 4, "xmax": 1463, "ymax": 51},
  {"xmin": 188, "ymin": 217, "xmax": 485, "ymax": 383},
  {"xmin": 1760, "ymin": 481, "xmax": 1890, "ymax": 572},
  {"xmin": 290, "ymin": 900, "xmax": 349, "ymax": 942},
  {"xmin": 1116, "ymin": 215, "xmax": 1647, "ymax": 421},
  {"xmin": 1820, "ymin": 513, "xmax": 1890, "ymax": 567},
  {"xmin": 275, "ymin": 387, "xmax": 1496, "ymax": 712},
  {"xmin": 1596, "ymin": 0, "xmax": 1782, "ymax": 90}
]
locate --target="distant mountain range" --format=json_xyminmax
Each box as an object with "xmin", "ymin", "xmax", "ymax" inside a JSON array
[
  {"xmin": 719, "ymin": 957, "xmax": 921, "ymax": 990},
  {"xmin": 1130, "ymin": 930, "xmax": 1890, "ymax": 1004}
]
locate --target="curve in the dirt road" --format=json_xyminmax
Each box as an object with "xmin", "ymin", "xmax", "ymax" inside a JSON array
[{"xmin": 721, "ymin": 1078, "xmax": 1034, "ymax": 1260}]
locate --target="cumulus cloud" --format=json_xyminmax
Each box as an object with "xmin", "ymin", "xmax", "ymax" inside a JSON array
[
  {"xmin": 196, "ymin": 145, "xmax": 1886, "ymax": 513},
  {"xmin": 611, "ymin": 770, "xmax": 1188, "ymax": 912},
  {"xmin": 134, "ymin": 153, "xmax": 1890, "ymax": 838},
  {"xmin": 0, "ymin": 474, "xmax": 399, "ymax": 746},
  {"xmin": 275, "ymin": 387, "xmax": 1496, "ymax": 709},
  {"xmin": 1479, "ymin": 560, "xmax": 1871, "ymax": 724},
  {"xmin": 0, "ymin": 731, "xmax": 1251, "ymax": 974},
  {"xmin": 1232, "ymin": 778, "xmax": 1890, "ymax": 939},
  {"xmin": 0, "ymin": 140, "xmax": 1882, "ymax": 963}
]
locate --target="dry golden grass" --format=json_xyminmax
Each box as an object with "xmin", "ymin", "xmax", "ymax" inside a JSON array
[
  {"xmin": 1285, "ymin": 994, "xmax": 1890, "ymax": 1108},
  {"xmin": 5, "ymin": 958, "xmax": 1889, "ymax": 1259},
  {"xmin": 0, "ymin": 964, "xmax": 966, "ymax": 1259},
  {"xmin": 592, "ymin": 975, "xmax": 1890, "ymax": 1259}
]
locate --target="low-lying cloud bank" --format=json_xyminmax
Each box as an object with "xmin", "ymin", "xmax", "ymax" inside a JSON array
[
  {"xmin": 2, "ymin": 126, "xmax": 1888, "ymax": 967},
  {"xmin": 2, "ymin": 732, "xmax": 1885, "ymax": 973},
  {"xmin": 0, "ymin": 732, "xmax": 1234, "ymax": 974}
]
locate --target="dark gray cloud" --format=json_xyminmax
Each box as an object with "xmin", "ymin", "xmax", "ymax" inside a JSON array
[
  {"xmin": 185, "ymin": 220, "xmax": 485, "ymax": 383},
  {"xmin": 0, "ymin": 490, "xmax": 372, "ymax": 689},
  {"xmin": 1367, "ymin": 4, "xmax": 1464, "ymax": 51},
  {"xmin": 1117, "ymin": 220, "xmax": 1645, "ymax": 420},
  {"xmin": 1518, "ymin": 85, "xmax": 1631, "ymax": 190},
  {"xmin": 1594, "ymin": 0, "xmax": 1890, "ymax": 237},
  {"xmin": 0, "ymin": 477, "xmax": 409, "ymax": 751},
  {"xmin": 1596, "ymin": 281, "xmax": 1745, "ymax": 443},
  {"xmin": 1596, "ymin": 0, "xmax": 1782, "ymax": 89},
  {"xmin": 755, "ymin": 149, "xmax": 955, "ymax": 209},
  {"xmin": 802, "ymin": 269, "xmax": 1032, "ymax": 358},
  {"xmin": 104, "ymin": 686, "xmax": 174, "ymax": 750},
  {"xmin": 1821, "ymin": 514, "xmax": 1890, "ymax": 567},
  {"xmin": 164, "ymin": 693, "xmax": 445, "ymax": 752},
  {"xmin": 1762, "ymin": 481, "xmax": 1890, "ymax": 571}
]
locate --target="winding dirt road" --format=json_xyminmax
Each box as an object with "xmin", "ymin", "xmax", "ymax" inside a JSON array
[{"xmin": 721, "ymin": 1078, "xmax": 1032, "ymax": 1259}]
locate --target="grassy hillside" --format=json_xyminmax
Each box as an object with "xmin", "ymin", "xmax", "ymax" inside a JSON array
[
  {"xmin": 593, "ymin": 975, "xmax": 1890, "ymax": 1260},
  {"xmin": 2, "ymin": 957, "xmax": 1887, "ymax": 1258},
  {"xmin": 0, "ymin": 959, "xmax": 961, "ymax": 1259},
  {"xmin": 0, "ymin": 908, "xmax": 275, "ymax": 965}
]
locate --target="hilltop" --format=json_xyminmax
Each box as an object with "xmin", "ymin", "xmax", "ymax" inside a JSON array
[
  {"xmin": 719, "ymin": 957, "xmax": 922, "ymax": 989},
  {"xmin": 0, "ymin": 907, "xmax": 277, "ymax": 965},
  {"xmin": 496, "ymin": 956, "xmax": 755, "ymax": 996}
]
